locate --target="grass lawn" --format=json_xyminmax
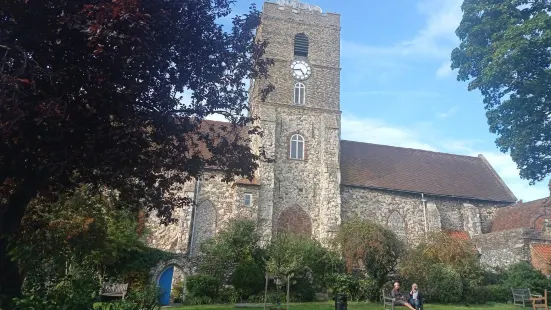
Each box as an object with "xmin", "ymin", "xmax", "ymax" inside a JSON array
[{"xmin": 169, "ymin": 302, "xmax": 516, "ymax": 310}]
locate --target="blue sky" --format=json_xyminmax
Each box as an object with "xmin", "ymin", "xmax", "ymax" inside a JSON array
[{"xmin": 210, "ymin": 0, "xmax": 550, "ymax": 202}]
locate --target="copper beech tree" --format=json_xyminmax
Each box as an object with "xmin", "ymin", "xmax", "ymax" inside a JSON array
[{"xmin": 0, "ymin": 0, "xmax": 273, "ymax": 300}]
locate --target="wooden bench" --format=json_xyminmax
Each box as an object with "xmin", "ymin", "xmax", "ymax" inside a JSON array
[
  {"xmin": 530, "ymin": 289, "xmax": 548, "ymax": 310},
  {"xmin": 99, "ymin": 283, "xmax": 129, "ymax": 300},
  {"xmin": 382, "ymin": 289, "xmax": 423, "ymax": 310},
  {"xmin": 513, "ymin": 288, "xmax": 542, "ymax": 307},
  {"xmin": 383, "ymin": 289, "xmax": 397, "ymax": 310}
]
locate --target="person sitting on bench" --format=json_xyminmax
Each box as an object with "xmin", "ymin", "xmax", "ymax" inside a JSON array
[
  {"xmin": 391, "ymin": 281, "xmax": 416, "ymax": 310},
  {"xmin": 408, "ymin": 283, "xmax": 423, "ymax": 310}
]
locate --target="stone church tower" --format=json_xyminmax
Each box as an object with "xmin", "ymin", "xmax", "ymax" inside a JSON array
[
  {"xmin": 146, "ymin": 0, "xmax": 519, "ymax": 267},
  {"xmin": 250, "ymin": 1, "xmax": 342, "ymax": 244}
]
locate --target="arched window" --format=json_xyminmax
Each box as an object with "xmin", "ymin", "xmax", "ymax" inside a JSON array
[
  {"xmin": 294, "ymin": 82, "xmax": 305, "ymax": 105},
  {"xmin": 294, "ymin": 33, "xmax": 309, "ymax": 57},
  {"xmin": 387, "ymin": 211, "xmax": 406, "ymax": 241},
  {"xmin": 290, "ymin": 134, "xmax": 305, "ymax": 160}
]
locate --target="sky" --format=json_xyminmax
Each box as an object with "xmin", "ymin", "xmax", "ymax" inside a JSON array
[{"xmin": 207, "ymin": 0, "xmax": 551, "ymax": 202}]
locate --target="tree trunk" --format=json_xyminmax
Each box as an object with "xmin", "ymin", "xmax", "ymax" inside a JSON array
[{"xmin": 0, "ymin": 177, "xmax": 41, "ymax": 308}]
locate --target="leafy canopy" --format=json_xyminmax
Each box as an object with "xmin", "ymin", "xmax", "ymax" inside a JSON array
[
  {"xmin": 198, "ymin": 218, "xmax": 264, "ymax": 285},
  {"xmin": 451, "ymin": 0, "xmax": 551, "ymax": 183},
  {"xmin": 399, "ymin": 232, "xmax": 483, "ymax": 299},
  {"xmin": 333, "ymin": 219, "xmax": 405, "ymax": 286},
  {"xmin": 0, "ymin": 0, "xmax": 272, "ymax": 298}
]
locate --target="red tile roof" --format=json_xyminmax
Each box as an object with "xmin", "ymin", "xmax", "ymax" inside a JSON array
[
  {"xmin": 340, "ymin": 141, "xmax": 517, "ymax": 202},
  {"xmin": 530, "ymin": 243, "xmax": 551, "ymax": 275},
  {"xmin": 234, "ymin": 177, "xmax": 260, "ymax": 186},
  {"xmin": 443, "ymin": 230, "xmax": 479, "ymax": 253},
  {"xmin": 190, "ymin": 119, "xmax": 249, "ymax": 161},
  {"xmin": 445, "ymin": 230, "xmax": 471, "ymax": 241},
  {"xmin": 490, "ymin": 198, "xmax": 550, "ymax": 232}
]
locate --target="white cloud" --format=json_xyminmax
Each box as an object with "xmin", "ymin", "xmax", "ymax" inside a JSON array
[
  {"xmin": 474, "ymin": 152, "xmax": 550, "ymax": 201},
  {"xmin": 205, "ymin": 113, "xmax": 229, "ymax": 122},
  {"xmin": 341, "ymin": 114, "xmax": 550, "ymax": 202},
  {"xmin": 177, "ymin": 79, "xmax": 251, "ymax": 123},
  {"xmin": 438, "ymin": 106, "xmax": 458, "ymax": 118},
  {"xmin": 341, "ymin": 0, "xmax": 462, "ymax": 60},
  {"xmin": 342, "ymin": 90, "xmax": 442, "ymax": 98},
  {"xmin": 436, "ymin": 61, "xmax": 453, "ymax": 78},
  {"xmin": 341, "ymin": 114, "xmax": 437, "ymax": 151}
]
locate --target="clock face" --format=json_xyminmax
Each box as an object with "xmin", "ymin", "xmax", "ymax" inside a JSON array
[{"xmin": 291, "ymin": 60, "xmax": 311, "ymax": 81}]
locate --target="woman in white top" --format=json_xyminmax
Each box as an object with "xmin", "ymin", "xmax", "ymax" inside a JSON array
[{"xmin": 408, "ymin": 283, "xmax": 423, "ymax": 310}]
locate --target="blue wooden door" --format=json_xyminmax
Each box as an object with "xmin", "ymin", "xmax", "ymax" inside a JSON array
[{"xmin": 158, "ymin": 266, "xmax": 174, "ymax": 306}]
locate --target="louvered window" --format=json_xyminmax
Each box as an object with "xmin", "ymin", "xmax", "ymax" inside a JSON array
[{"xmin": 294, "ymin": 33, "xmax": 309, "ymax": 57}]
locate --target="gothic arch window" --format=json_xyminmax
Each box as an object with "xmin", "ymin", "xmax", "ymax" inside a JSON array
[
  {"xmin": 276, "ymin": 205, "xmax": 312, "ymax": 236},
  {"xmin": 290, "ymin": 134, "xmax": 305, "ymax": 160},
  {"xmin": 294, "ymin": 33, "xmax": 309, "ymax": 57},
  {"xmin": 294, "ymin": 82, "xmax": 305, "ymax": 105},
  {"xmin": 387, "ymin": 211, "xmax": 406, "ymax": 241}
]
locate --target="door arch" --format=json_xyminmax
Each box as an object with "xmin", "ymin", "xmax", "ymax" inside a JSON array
[
  {"xmin": 276, "ymin": 205, "xmax": 312, "ymax": 236},
  {"xmin": 151, "ymin": 258, "xmax": 190, "ymax": 306}
]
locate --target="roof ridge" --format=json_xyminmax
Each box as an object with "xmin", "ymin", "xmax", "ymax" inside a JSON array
[
  {"xmin": 477, "ymin": 154, "xmax": 517, "ymax": 202},
  {"xmin": 506, "ymin": 197, "xmax": 548, "ymax": 208},
  {"xmin": 340, "ymin": 140, "xmax": 482, "ymax": 160}
]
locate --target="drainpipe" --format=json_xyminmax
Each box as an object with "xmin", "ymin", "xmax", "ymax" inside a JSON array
[
  {"xmin": 421, "ymin": 193, "xmax": 428, "ymax": 235},
  {"xmin": 187, "ymin": 175, "xmax": 201, "ymax": 257}
]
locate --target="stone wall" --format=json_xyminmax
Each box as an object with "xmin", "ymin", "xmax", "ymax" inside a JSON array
[
  {"xmin": 341, "ymin": 186, "xmax": 509, "ymax": 245},
  {"xmin": 472, "ymin": 228, "xmax": 529, "ymax": 268},
  {"xmin": 252, "ymin": 0, "xmax": 342, "ymax": 245},
  {"xmin": 146, "ymin": 170, "xmax": 260, "ymax": 255}
]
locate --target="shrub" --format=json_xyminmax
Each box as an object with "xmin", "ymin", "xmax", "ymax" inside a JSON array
[
  {"xmin": 424, "ymin": 263, "xmax": 463, "ymax": 303},
  {"xmin": 266, "ymin": 233, "xmax": 340, "ymax": 300},
  {"xmin": 171, "ymin": 281, "xmax": 184, "ymax": 303},
  {"xmin": 502, "ymin": 262, "xmax": 550, "ymax": 294},
  {"xmin": 463, "ymin": 284, "xmax": 510, "ymax": 304},
  {"xmin": 399, "ymin": 232, "xmax": 486, "ymax": 302},
  {"xmin": 328, "ymin": 273, "xmax": 378, "ymax": 302},
  {"xmin": 333, "ymin": 219, "xmax": 405, "ymax": 290},
  {"xmin": 290, "ymin": 272, "xmax": 316, "ymax": 302},
  {"xmin": 232, "ymin": 259, "xmax": 265, "ymax": 299},
  {"xmin": 198, "ymin": 218, "xmax": 265, "ymax": 285},
  {"xmin": 185, "ymin": 274, "xmax": 220, "ymax": 300}
]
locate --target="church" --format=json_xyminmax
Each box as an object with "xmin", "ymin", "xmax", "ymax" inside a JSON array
[{"xmin": 147, "ymin": 0, "xmax": 551, "ymax": 272}]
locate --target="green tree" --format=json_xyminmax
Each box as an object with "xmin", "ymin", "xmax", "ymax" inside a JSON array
[
  {"xmin": 265, "ymin": 233, "xmax": 331, "ymax": 303},
  {"xmin": 451, "ymin": 0, "xmax": 551, "ymax": 183},
  {"xmin": 0, "ymin": 0, "xmax": 273, "ymax": 300},
  {"xmin": 333, "ymin": 219, "xmax": 405, "ymax": 290},
  {"xmin": 7, "ymin": 186, "xmax": 171, "ymax": 309},
  {"xmin": 198, "ymin": 218, "xmax": 265, "ymax": 299},
  {"xmin": 503, "ymin": 262, "xmax": 549, "ymax": 294},
  {"xmin": 399, "ymin": 232, "xmax": 483, "ymax": 302}
]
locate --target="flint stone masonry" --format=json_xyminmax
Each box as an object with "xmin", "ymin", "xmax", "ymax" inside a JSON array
[
  {"xmin": 473, "ymin": 228, "xmax": 530, "ymax": 268},
  {"xmin": 145, "ymin": 1, "xmax": 524, "ymax": 272},
  {"xmin": 147, "ymin": 170, "xmax": 259, "ymax": 255},
  {"xmin": 341, "ymin": 186, "xmax": 508, "ymax": 245}
]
